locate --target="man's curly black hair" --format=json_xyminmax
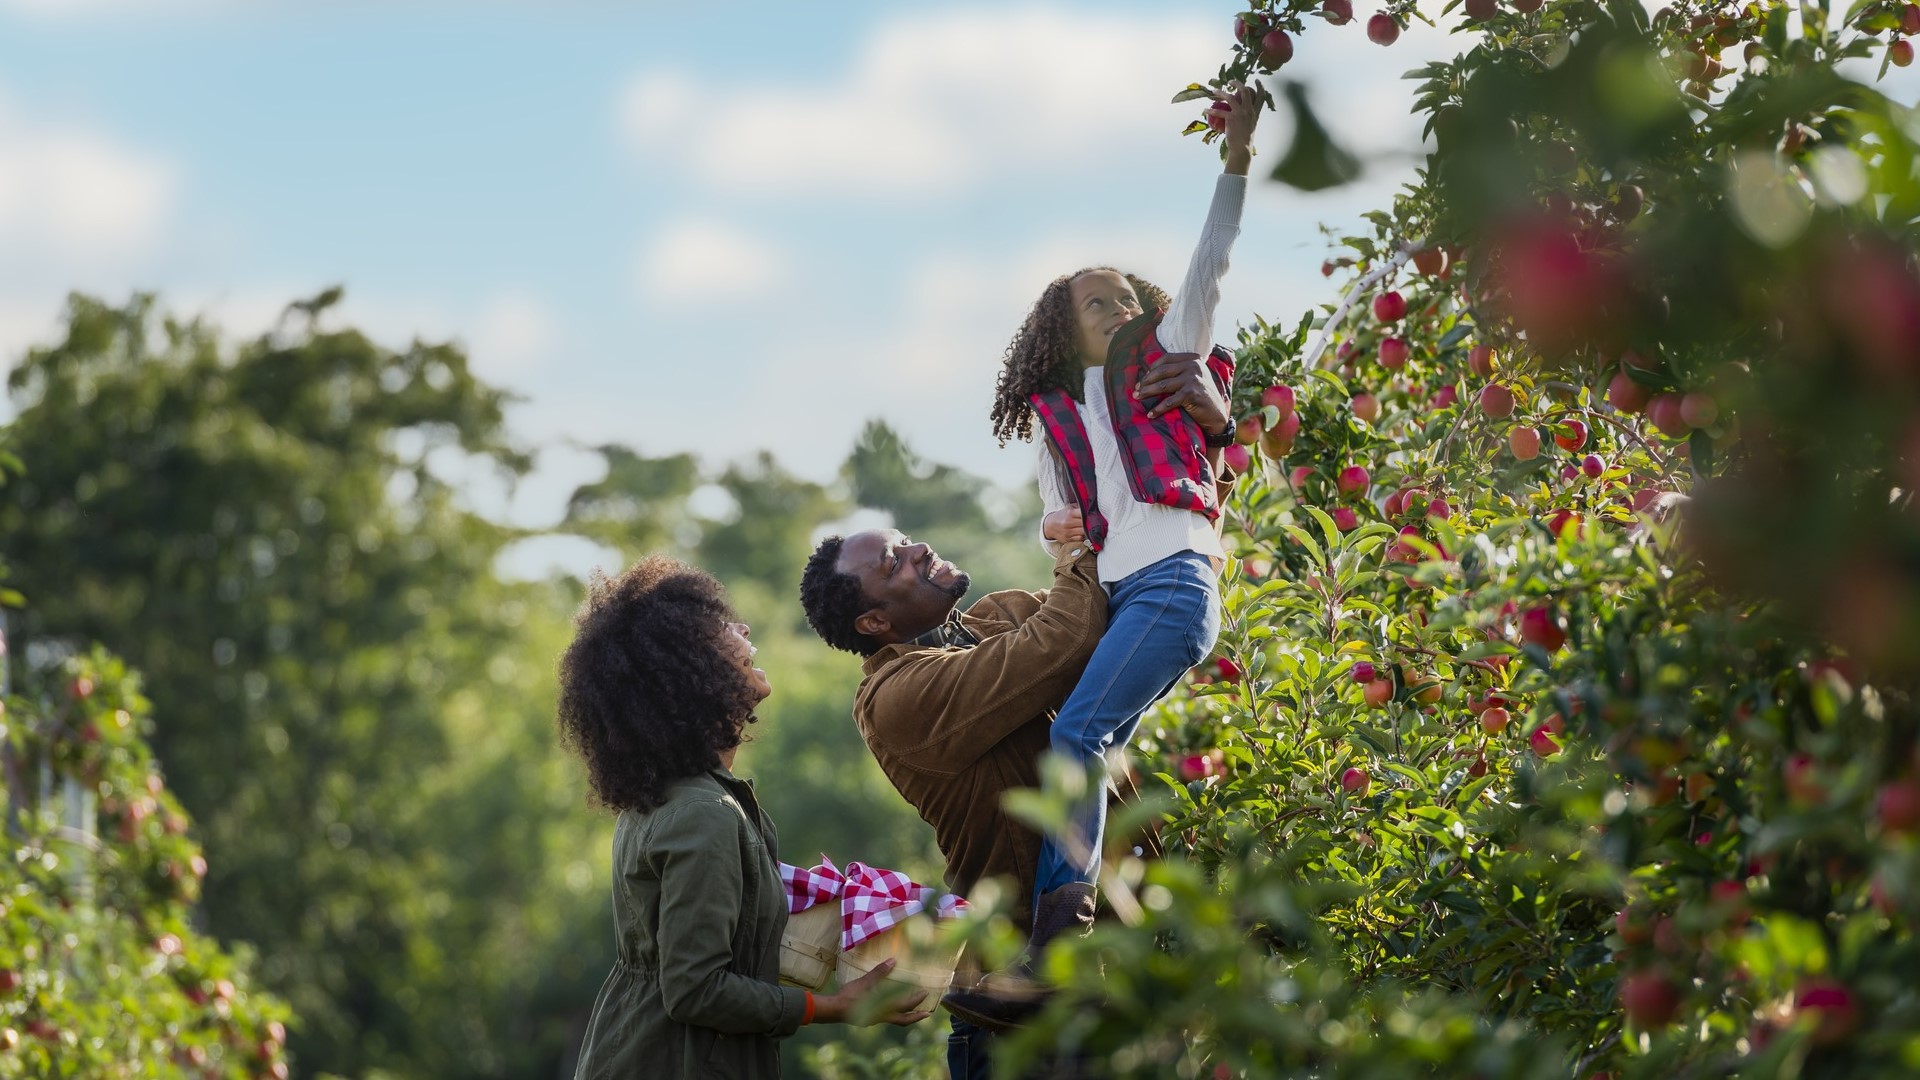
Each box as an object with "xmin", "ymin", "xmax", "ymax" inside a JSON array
[
  {"xmin": 556, "ymin": 555, "xmax": 759, "ymax": 812},
  {"xmin": 799, "ymin": 535, "xmax": 879, "ymax": 656},
  {"xmin": 989, "ymin": 267, "xmax": 1170, "ymax": 446}
]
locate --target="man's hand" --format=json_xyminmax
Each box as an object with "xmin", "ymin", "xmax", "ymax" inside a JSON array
[
  {"xmin": 1137, "ymin": 352, "xmax": 1230, "ymax": 436},
  {"xmin": 1042, "ymin": 507, "xmax": 1086, "ymax": 543}
]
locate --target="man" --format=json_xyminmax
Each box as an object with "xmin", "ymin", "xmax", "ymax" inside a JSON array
[{"xmin": 798, "ymin": 528, "xmax": 1114, "ymax": 1071}]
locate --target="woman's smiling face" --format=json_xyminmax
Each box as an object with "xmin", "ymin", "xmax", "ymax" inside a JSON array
[{"xmin": 718, "ymin": 621, "xmax": 772, "ymax": 703}]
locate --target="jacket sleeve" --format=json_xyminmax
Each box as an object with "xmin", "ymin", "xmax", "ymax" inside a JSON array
[
  {"xmin": 644, "ymin": 799, "xmax": 809, "ymax": 1037},
  {"xmin": 861, "ymin": 548, "xmax": 1106, "ymax": 775}
]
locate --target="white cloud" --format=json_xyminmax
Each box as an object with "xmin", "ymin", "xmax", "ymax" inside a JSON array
[
  {"xmin": 619, "ymin": 8, "xmax": 1224, "ymax": 196},
  {"xmin": 617, "ymin": 6, "xmax": 1474, "ymax": 199},
  {"xmin": 0, "ymin": 91, "xmax": 178, "ymax": 273},
  {"xmin": 633, "ymin": 219, "xmax": 786, "ymax": 303}
]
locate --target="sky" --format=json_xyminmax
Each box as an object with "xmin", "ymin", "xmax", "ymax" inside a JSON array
[{"xmin": 2, "ymin": 0, "xmax": 1912, "ymax": 577}]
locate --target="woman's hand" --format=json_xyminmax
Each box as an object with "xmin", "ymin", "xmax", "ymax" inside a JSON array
[
  {"xmin": 1043, "ymin": 507, "xmax": 1086, "ymax": 544},
  {"xmin": 1220, "ymin": 80, "xmax": 1264, "ymax": 175},
  {"xmin": 812, "ymin": 959, "xmax": 933, "ymax": 1027}
]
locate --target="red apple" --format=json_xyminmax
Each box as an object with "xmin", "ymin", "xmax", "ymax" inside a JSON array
[
  {"xmin": 1678, "ymin": 392, "xmax": 1718, "ymax": 428},
  {"xmin": 1620, "ymin": 971, "xmax": 1681, "ymax": 1027},
  {"xmin": 1429, "ymin": 383, "xmax": 1457, "ymax": 410},
  {"xmin": 0, "ymin": 970, "xmax": 18, "ymax": 994},
  {"xmin": 1378, "ymin": 337, "xmax": 1410, "ymax": 369},
  {"xmin": 1235, "ymin": 416, "xmax": 1263, "ymax": 445},
  {"xmin": 1412, "ymin": 247, "xmax": 1448, "ymax": 276},
  {"xmin": 1510, "ymin": 427, "xmax": 1542, "ymax": 459},
  {"xmin": 1352, "ymin": 393, "xmax": 1381, "ymax": 423},
  {"xmin": 1480, "ymin": 706, "xmax": 1511, "ymax": 734},
  {"xmin": 1363, "ymin": 678, "xmax": 1393, "ymax": 708},
  {"xmin": 1877, "ymin": 779, "xmax": 1920, "ymax": 833},
  {"xmin": 1367, "ymin": 12, "xmax": 1401, "ymax": 44},
  {"xmin": 1581, "ymin": 454, "xmax": 1605, "ymax": 479},
  {"xmin": 1372, "ymin": 290, "xmax": 1407, "ymax": 322},
  {"xmin": 1337, "ymin": 465, "xmax": 1371, "ymax": 496},
  {"xmin": 1530, "ymin": 727, "xmax": 1562, "ymax": 757},
  {"xmin": 1904, "ymin": 3, "xmax": 1920, "ymax": 34},
  {"xmin": 1468, "ymin": 344, "xmax": 1496, "ymax": 377},
  {"xmin": 1289, "ymin": 465, "xmax": 1316, "ymax": 489},
  {"xmin": 1341, "ymin": 767, "xmax": 1372, "ymax": 794},
  {"xmin": 1265, "ymin": 410, "xmax": 1302, "ymax": 455},
  {"xmin": 1793, "ymin": 979, "xmax": 1859, "ymax": 1044},
  {"xmin": 1646, "ymin": 393, "xmax": 1690, "ymax": 437},
  {"xmin": 1553, "ymin": 419, "xmax": 1588, "ymax": 451},
  {"xmin": 1892, "ymin": 39, "xmax": 1914, "ymax": 67},
  {"xmin": 1178, "ymin": 755, "xmax": 1214, "ymax": 782},
  {"xmin": 1259, "ymin": 29, "xmax": 1294, "ymax": 68},
  {"xmin": 1234, "ymin": 12, "xmax": 1262, "ymax": 42},
  {"xmin": 1465, "ymin": 0, "xmax": 1499, "ymax": 17},
  {"xmin": 1519, "ymin": 606, "xmax": 1567, "ymax": 651},
  {"xmin": 1547, "ymin": 509, "xmax": 1584, "ymax": 537},
  {"xmin": 1352, "ymin": 661, "xmax": 1378, "ymax": 683},
  {"xmin": 1323, "ymin": 0, "xmax": 1354, "ymax": 24},
  {"xmin": 1261, "ymin": 384, "xmax": 1297, "ymax": 417},
  {"xmin": 1223, "ymin": 443, "xmax": 1252, "ymax": 474},
  {"xmin": 1205, "ymin": 102, "xmax": 1230, "ymax": 133},
  {"xmin": 1331, "ymin": 506, "xmax": 1360, "ymax": 531},
  {"xmin": 1607, "ymin": 371, "xmax": 1651, "ymax": 413},
  {"xmin": 1426, "ymin": 496, "xmax": 1452, "ymax": 519},
  {"xmin": 1478, "ymin": 383, "xmax": 1515, "ymax": 419},
  {"xmin": 1216, "ymin": 657, "xmax": 1242, "ymax": 681}
]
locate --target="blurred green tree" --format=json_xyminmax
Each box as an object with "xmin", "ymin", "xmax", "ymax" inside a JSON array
[{"xmin": 0, "ymin": 292, "xmax": 602, "ymax": 1078}]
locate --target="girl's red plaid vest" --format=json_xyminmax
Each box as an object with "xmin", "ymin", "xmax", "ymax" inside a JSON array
[{"xmin": 1030, "ymin": 310, "xmax": 1235, "ymax": 551}]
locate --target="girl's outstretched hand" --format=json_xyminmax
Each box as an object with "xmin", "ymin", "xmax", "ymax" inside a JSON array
[
  {"xmin": 1221, "ymin": 80, "xmax": 1264, "ymax": 174},
  {"xmin": 812, "ymin": 959, "xmax": 933, "ymax": 1027}
]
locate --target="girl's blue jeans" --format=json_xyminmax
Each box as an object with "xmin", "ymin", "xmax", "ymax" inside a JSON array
[{"xmin": 1032, "ymin": 550, "xmax": 1219, "ymax": 909}]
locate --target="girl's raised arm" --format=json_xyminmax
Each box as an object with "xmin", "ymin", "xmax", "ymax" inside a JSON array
[{"xmin": 1158, "ymin": 81, "xmax": 1263, "ymax": 358}]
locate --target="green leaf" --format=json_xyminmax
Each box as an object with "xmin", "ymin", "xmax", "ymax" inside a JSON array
[{"xmin": 1269, "ymin": 81, "xmax": 1363, "ymax": 192}]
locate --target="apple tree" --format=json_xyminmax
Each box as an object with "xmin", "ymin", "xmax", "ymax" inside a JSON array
[
  {"xmin": 1, "ymin": 615, "xmax": 291, "ymax": 1076},
  {"xmin": 1001, "ymin": 0, "xmax": 1920, "ymax": 1076}
]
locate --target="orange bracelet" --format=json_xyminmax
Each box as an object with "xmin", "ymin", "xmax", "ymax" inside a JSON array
[{"xmin": 802, "ymin": 990, "xmax": 815, "ymax": 1025}]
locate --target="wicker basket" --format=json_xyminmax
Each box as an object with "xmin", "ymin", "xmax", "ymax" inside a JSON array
[
  {"xmin": 837, "ymin": 912, "xmax": 964, "ymax": 993},
  {"xmin": 777, "ymin": 903, "xmax": 840, "ymax": 990}
]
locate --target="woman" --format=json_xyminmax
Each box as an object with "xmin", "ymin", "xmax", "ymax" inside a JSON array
[{"xmin": 558, "ymin": 555, "xmax": 929, "ymax": 1078}]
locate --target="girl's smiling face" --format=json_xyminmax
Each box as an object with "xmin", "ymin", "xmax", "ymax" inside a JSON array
[{"xmin": 1068, "ymin": 270, "xmax": 1143, "ymax": 366}]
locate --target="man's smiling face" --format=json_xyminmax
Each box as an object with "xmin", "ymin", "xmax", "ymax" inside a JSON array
[{"xmin": 836, "ymin": 529, "xmax": 972, "ymax": 646}]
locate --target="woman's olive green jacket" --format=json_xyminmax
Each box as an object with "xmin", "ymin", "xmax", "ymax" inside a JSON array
[{"xmin": 573, "ymin": 768, "xmax": 808, "ymax": 1079}]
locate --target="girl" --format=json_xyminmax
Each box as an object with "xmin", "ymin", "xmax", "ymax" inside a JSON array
[{"xmin": 988, "ymin": 81, "xmax": 1261, "ymax": 956}]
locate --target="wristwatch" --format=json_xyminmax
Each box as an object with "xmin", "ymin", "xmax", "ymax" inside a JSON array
[{"xmin": 1202, "ymin": 418, "xmax": 1236, "ymax": 449}]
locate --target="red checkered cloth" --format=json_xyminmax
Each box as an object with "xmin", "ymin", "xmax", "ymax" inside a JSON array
[
  {"xmin": 1033, "ymin": 309, "xmax": 1235, "ymax": 552},
  {"xmin": 780, "ymin": 857, "xmax": 846, "ymax": 915},
  {"xmin": 779, "ymin": 857, "xmax": 969, "ymax": 951}
]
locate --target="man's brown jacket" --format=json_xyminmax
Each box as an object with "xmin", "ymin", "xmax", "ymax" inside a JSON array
[{"xmin": 852, "ymin": 546, "xmax": 1113, "ymax": 933}]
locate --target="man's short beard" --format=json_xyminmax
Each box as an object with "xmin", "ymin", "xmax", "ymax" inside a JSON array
[{"xmin": 943, "ymin": 572, "xmax": 972, "ymax": 601}]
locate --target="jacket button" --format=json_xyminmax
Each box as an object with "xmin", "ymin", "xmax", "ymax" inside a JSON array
[{"xmin": 1068, "ymin": 547, "xmax": 1084, "ymax": 557}]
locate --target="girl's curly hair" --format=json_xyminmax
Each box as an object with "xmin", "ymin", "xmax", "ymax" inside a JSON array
[
  {"xmin": 556, "ymin": 555, "xmax": 759, "ymax": 812},
  {"xmin": 989, "ymin": 267, "xmax": 1169, "ymax": 446}
]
